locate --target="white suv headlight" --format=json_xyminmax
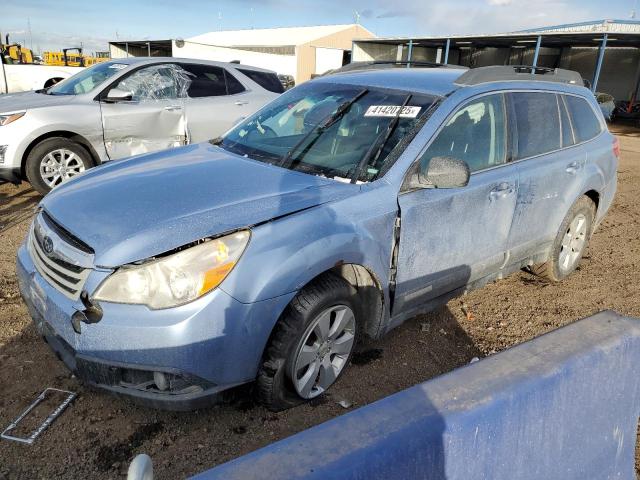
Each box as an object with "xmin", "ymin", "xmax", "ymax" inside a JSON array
[
  {"xmin": 0, "ymin": 111, "xmax": 26, "ymax": 126},
  {"xmin": 93, "ymin": 231, "xmax": 250, "ymax": 309}
]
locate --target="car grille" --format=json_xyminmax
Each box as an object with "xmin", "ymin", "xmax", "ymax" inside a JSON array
[{"xmin": 27, "ymin": 212, "xmax": 93, "ymax": 301}]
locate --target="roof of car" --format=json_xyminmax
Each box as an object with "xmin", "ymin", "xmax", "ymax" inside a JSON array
[
  {"xmin": 313, "ymin": 64, "xmax": 586, "ymax": 97},
  {"xmin": 313, "ymin": 67, "xmax": 467, "ymax": 96},
  {"xmin": 105, "ymin": 57, "xmax": 276, "ymax": 74}
]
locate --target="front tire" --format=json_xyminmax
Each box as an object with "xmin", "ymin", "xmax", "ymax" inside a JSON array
[
  {"xmin": 25, "ymin": 137, "xmax": 93, "ymax": 195},
  {"xmin": 257, "ymin": 274, "xmax": 359, "ymax": 411},
  {"xmin": 531, "ymin": 196, "xmax": 595, "ymax": 282}
]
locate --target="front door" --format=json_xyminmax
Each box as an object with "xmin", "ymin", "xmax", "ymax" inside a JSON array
[
  {"xmin": 393, "ymin": 93, "xmax": 518, "ymax": 315},
  {"xmin": 100, "ymin": 63, "xmax": 188, "ymax": 159}
]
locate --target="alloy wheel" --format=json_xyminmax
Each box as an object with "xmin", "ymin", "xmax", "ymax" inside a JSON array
[
  {"xmin": 39, "ymin": 148, "xmax": 86, "ymax": 189},
  {"xmin": 290, "ymin": 305, "xmax": 356, "ymax": 399},
  {"xmin": 558, "ymin": 213, "xmax": 587, "ymax": 273}
]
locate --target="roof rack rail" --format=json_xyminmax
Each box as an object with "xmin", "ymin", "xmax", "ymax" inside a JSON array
[
  {"xmin": 319, "ymin": 60, "xmax": 466, "ymax": 77},
  {"xmin": 367, "ymin": 60, "xmax": 460, "ymax": 68},
  {"xmin": 454, "ymin": 65, "xmax": 583, "ymax": 86}
]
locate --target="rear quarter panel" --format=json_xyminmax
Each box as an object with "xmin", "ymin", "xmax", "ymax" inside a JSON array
[{"xmin": 582, "ymin": 96, "xmax": 618, "ymax": 225}]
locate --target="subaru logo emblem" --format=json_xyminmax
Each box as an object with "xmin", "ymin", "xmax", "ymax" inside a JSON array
[{"xmin": 42, "ymin": 236, "xmax": 54, "ymax": 255}]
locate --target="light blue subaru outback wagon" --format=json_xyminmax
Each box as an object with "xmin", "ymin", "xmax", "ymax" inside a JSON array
[{"xmin": 17, "ymin": 64, "xmax": 618, "ymax": 410}]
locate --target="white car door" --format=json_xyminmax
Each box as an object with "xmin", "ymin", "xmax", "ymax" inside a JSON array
[{"xmin": 99, "ymin": 63, "xmax": 188, "ymax": 159}]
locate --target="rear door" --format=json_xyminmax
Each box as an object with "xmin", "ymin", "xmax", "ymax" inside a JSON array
[
  {"xmin": 507, "ymin": 91, "xmax": 588, "ymax": 262},
  {"xmin": 180, "ymin": 63, "xmax": 255, "ymax": 141},
  {"xmin": 393, "ymin": 93, "xmax": 519, "ymax": 315},
  {"xmin": 99, "ymin": 63, "xmax": 188, "ymax": 159}
]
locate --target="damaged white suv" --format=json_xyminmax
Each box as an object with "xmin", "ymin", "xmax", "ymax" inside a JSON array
[{"xmin": 0, "ymin": 57, "xmax": 282, "ymax": 194}]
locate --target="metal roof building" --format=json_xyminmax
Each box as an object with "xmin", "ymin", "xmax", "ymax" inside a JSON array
[
  {"xmin": 109, "ymin": 24, "xmax": 376, "ymax": 83},
  {"xmin": 352, "ymin": 19, "xmax": 640, "ymax": 104}
]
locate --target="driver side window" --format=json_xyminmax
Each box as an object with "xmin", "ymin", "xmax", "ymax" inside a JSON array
[
  {"xmin": 419, "ymin": 93, "xmax": 507, "ymax": 174},
  {"xmin": 113, "ymin": 64, "xmax": 181, "ymax": 101}
]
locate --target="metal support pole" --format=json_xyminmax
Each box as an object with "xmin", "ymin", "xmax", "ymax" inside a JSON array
[
  {"xmin": 0, "ymin": 46, "xmax": 8, "ymax": 94},
  {"xmin": 627, "ymin": 49, "xmax": 640, "ymax": 112},
  {"xmin": 125, "ymin": 42, "xmax": 129, "ymax": 58},
  {"xmin": 406, "ymin": 39, "xmax": 413, "ymax": 67},
  {"xmin": 444, "ymin": 38, "xmax": 450, "ymax": 64},
  {"xmin": 531, "ymin": 35, "xmax": 542, "ymax": 70},
  {"xmin": 592, "ymin": 33, "xmax": 608, "ymax": 93},
  {"xmin": 147, "ymin": 42, "xmax": 151, "ymax": 57}
]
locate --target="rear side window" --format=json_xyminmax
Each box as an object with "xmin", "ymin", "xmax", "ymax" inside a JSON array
[
  {"xmin": 180, "ymin": 64, "xmax": 246, "ymax": 97},
  {"xmin": 237, "ymin": 68, "xmax": 285, "ymax": 94},
  {"xmin": 420, "ymin": 93, "xmax": 507, "ymax": 173},
  {"xmin": 564, "ymin": 95, "xmax": 602, "ymax": 143},
  {"xmin": 509, "ymin": 92, "xmax": 560, "ymax": 159}
]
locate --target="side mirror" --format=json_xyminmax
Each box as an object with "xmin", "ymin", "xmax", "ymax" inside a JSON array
[
  {"xmin": 104, "ymin": 88, "xmax": 133, "ymax": 103},
  {"xmin": 404, "ymin": 156, "xmax": 470, "ymax": 191},
  {"xmin": 425, "ymin": 156, "xmax": 470, "ymax": 188}
]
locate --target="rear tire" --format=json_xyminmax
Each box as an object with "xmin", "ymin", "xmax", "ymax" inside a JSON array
[
  {"xmin": 25, "ymin": 137, "xmax": 94, "ymax": 195},
  {"xmin": 257, "ymin": 274, "xmax": 359, "ymax": 411},
  {"xmin": 530, "ymin": 196, "xmax": 595, "ymax": 282}
]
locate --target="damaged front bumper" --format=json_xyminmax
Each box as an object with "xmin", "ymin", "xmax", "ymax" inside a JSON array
[{"xmin": 16, "ymin": 243, "xmax": 292, "ymax": 410}]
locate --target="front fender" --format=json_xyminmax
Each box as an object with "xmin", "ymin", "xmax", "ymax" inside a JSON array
[
  {"xmin": 221, "ymin": 198, "xmax": 396, "ymax": 306},
  {"xmin": 14, "ymin": 115, "xmax": 107, "ymax": 166}
]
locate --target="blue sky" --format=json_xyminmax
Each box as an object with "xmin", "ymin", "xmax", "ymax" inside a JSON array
[{"xmin": 1, "ymin": 0, "xmax": 637, "ymax": 54}]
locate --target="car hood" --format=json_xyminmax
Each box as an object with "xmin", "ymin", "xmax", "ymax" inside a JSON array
[
  {"xmin": 0, "ymin": 90, "xmax": 76, "ymax": 112},
  {"xmin": 41, "ymin": 143, "xmax": 357, "ymax": 267}
]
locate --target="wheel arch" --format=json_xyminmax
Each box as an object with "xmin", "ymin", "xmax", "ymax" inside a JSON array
[
  {"xmin": 329, "ymin": 263, "xmax": 386, "ymax": 340},
  {"xmin": 583, "ymin": 188, "xmax": 600, "ymax": 212},
  {"xmin": 259, "ymin": 263, "xmax": 387, "ymax": 368},
  {"xmin": 20, "ymin": 130, "xmax": 102, "ymax": 178}
]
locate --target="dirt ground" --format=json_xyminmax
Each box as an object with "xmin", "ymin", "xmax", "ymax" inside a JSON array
[{"xmin": 1, "ymin": 123, "xmax": 639, "ymax": 479}]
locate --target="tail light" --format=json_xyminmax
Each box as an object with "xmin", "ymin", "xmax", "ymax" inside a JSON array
[{"xmin": 613, "ymin": 137, "xmax": 621, "ymax": 159}]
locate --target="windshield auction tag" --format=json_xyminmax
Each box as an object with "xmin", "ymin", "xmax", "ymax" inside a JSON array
[{"xmin": 365, "ymin": 105, "xmax": 421, "ymax": 118}]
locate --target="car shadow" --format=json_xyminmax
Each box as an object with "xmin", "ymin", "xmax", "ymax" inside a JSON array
[{"xmin": 0, "ymin": 183, "xmax": 39, "ymax": 235}]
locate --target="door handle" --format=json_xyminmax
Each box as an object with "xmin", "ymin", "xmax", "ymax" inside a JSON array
[
  {"xmin": 235, "ymin": 101, "xmax": 249, "ymax": 106},
  {"xmin": 164, "ymin": 105, "xmax": 182, "ymax": 111},
  {"xmin": 565, "ymin": 162, "xmax": 581, "ymax": 175},
  {"xmin": 489, "ymin": 182, "xmax": 515, "ymax": 200}
]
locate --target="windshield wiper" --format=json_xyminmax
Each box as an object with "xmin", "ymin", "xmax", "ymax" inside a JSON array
[
  {"xmin": 279, "ymin": 88, "xmax": 368, "ymax": 169},
  {"xmin": 350, "ymin": 94, "xmax": 412, "ymax": 184}
]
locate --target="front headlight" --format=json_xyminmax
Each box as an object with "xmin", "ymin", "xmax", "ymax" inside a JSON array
[
  {"xmin": 0, "ymin": 111, "xmax": 26, "ymax": 126},
  {"xmin": 93, "ymin": 231, "xmax": 250, "ymax": 309}
]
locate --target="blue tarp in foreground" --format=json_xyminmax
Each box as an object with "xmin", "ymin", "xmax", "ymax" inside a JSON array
[{"xmin": 192, "ymin": 310, "xmax": 640, "ymax": 480}]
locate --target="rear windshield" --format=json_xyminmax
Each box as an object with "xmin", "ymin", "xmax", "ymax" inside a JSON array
[
  {"xmin": 238, "ymin": 69, "xmax": 285, "ymax": 94},
  {"xmin": 217, "ymin": 82, "xmax": 437, "ymax": 182}
]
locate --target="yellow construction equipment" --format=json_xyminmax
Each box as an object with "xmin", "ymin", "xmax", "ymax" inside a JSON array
[
  {"xmin": 43, "ymin": 48, "xmax": 109, "ymax": 67},
  {"xmin": 1, "ymin": 34, "xmax": 34, "ymax": 64}
]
